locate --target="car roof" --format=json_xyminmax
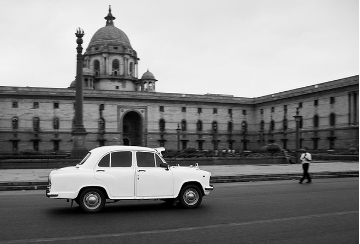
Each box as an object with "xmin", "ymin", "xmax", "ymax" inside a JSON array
[{"xmin": 89, "ymin": 146, "xmax": 158, "ymax": 154}]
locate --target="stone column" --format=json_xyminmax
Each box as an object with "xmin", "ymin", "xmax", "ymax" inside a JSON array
[{"xmin": 71, "ymin": 28, "xmax": 88, "ymax": 158}]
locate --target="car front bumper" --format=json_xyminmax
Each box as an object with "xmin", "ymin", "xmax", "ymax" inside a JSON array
[{"xmin": 204, "ymin": 185, "xmax": 214, "ymax": 195}]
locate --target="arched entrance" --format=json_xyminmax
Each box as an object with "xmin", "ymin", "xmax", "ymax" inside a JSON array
[{"xmin": 122, "ymin": 111, "xmax": 142, "ymax": 146}]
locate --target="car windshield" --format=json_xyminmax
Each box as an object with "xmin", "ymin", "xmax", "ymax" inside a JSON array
[{"xmin": 78, "ymin": 153, "xmax": 91, "ymax": 165}]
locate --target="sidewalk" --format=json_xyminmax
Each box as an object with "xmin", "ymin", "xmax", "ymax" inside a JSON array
[{"xmin": 0, "ymin": 161, "xmax": 358, "ymax": 191}]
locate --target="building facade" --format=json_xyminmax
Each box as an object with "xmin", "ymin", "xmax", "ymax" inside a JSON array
[{"xmin": 0, "ymin": 8, "xmax": 358, "ymax": 154}]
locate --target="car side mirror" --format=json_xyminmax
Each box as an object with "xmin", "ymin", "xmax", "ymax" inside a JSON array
[{"xmin": 160, "ymin": 162, "xmax": 169, "ymax": 170}]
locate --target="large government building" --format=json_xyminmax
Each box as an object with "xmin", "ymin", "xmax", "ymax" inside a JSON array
[{"xmin": 0, "ymin": 8, "xmax": 358, "ymax": 154}]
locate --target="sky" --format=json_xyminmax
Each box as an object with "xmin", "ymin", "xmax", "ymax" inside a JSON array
[{"xmin": 0, "ymin": 0, "xmax": 358, "ymax": 98}]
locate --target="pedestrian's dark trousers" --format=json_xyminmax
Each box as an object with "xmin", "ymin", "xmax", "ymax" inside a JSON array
[{"xmin": 300, "ymin": 163, "xmax": 311, "ymax": 182}]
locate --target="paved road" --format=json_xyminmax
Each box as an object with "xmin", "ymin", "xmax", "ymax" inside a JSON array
[{"xmin": 0, "ymin": 178, "xmax": 358, "ymax": 244}]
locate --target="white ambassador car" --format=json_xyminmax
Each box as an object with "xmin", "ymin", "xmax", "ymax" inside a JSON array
[{"xmin": 46, "ymin": 146, "xmax": 213, "ymax": 213}]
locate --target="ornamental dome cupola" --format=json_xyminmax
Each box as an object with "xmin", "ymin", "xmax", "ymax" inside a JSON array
[
  {"xmin": 138, "ymin": 69, "xmax": 157, "ymax": 92},
  {"xmin": 87, "ymin": 7, "xmax": 133, "ymax": 50},
  {"xmin": 82, "ymin": 6, "xmax": 140, "ymax": 91}
]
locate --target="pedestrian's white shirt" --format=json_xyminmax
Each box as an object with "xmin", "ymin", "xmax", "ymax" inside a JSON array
[{"xmin": 300, "ymin": 152, "xmax": 311, "ymax": 164}]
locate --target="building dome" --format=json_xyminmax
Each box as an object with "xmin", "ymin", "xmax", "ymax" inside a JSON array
[
  {"xmin": 86, "ymin": 6, "xmax": 132, "ymax": 50},
  {"xmin": 89, "ymin": 25, "xmax": 132, "ymax": 49},
  {"xmin": 141, "ymin": 70, "xmax": 156, "ymax": 80},
  {"xmin": 69, "ymin": 80, "xmax": 76, "ymax": 88}
]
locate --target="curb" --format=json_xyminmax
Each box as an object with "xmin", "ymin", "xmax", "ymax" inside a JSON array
[
  {"xmin": 0, "ymin": 171, "xmax": 357, "ymax": 191},
  {"xmin": 210, "ymin": 171, "xmax": 359, "ymax": 183}
]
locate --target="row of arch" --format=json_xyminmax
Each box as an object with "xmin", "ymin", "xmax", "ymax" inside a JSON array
[
  {"xmin": 260, "ymin": 113, "xmax": 337, "ymax": 131},
  {"xmin": 11, "ymin": 117, "xmax": 59, "ymax": 131},
  {"xmin": 10, "ymin": 113, "xmax": 337, "ymax": 132},
  {"xmin": 93, "ymin": 59, "xmax": 134, "ymax": 76},
  {"xmin": 11, "ymin": 117, "xmax": 106, "ymax": 131}
]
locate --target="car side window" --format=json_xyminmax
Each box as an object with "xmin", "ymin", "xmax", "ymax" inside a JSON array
[
  {"xmin": 155, "ymin": 154, "xmax": 164, "ymax": 167},
  {"xmin": 111, "ymin": 151, "xmax": 132, "ymax": 167},
  {"xmin": 137, "ymin": 152, "xmax": 155, "ymax": 167},
  {"xmin": 98, "ymin": 153, "xmax": 110, "ymax": 167}
]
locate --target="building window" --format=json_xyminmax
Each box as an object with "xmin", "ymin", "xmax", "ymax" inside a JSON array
[
  {"xmin": 112, "ymin": 59, "xmax": 120, "ymax": 75},
  {"xmin": 329, "ymin": 138, "xmax": 335, "ymax": 149},
  {"xmin": 241, "ymin": 121, "xmax": 247, "ymax": 133},
  {"xmin": 196, "ymin": 120, "xmax": 203, "ymax": 131},
  {"xmin": 159, "ymin": 119, "xmax": 165, "ymax": 132},
  {"xmin": 299, "ymin": 117, "xmax": 303, "ymax": 128},
  {"xmin": 282, "ymin": 140, "xmax": 288, "ymax": 150},
  {"xmin": 181, "ymin": 120, "xmax": 187, "ymax": 131},
  {"xmin": 159, "ymin": 106, "xmax": 164, "ymax": 112},
  {"xmin": 212, "ymin": 121, "xmax": 218, "ymax": 132},
  {"xmin": 313, "ymin": 115, "xmax": 319, "ymax": 127},
  {"xmin": 314, "ymin": 100, "xmax": 318, "ymax": 106},
  {"xmin": 330, "ymin": 97, "xmax": 335, "ymax": 104},
  {"xmin": 33, "ymin": 102, "xmax": 39, "ymax": 109},
  {"xmin": 53, "ymin": 117, "xmax": 60, "ymax": 130},
  {"xmin": 228, "ymin": 141, "xmax": 233, "ymax": 150},
  {"xmin": 213, "ymin": 108, "xmax": 217, "ymax": 114},
  {"xmin": 182, "ymin": 141, "xmax": 187, "ymax": 150},
  {"xmin": 242, "ymin": 140, "xmax": 248, "ymax": 150},
  {"xmin": 182, "ymin": 107, "xmax": 186, "ymax": 112},
  {"xmin": 298, "ymin": 102, "xmax": 303, "ymax": 108},
  {"xmin": 198, "ymin": 108, "xmax": 202, "ymax": 114},
  {"xmin": 313, "ymin": 139, "xmax": 319, "ymax": 150},
  {"xmin": 198, "ymin": 141, "xmax": 203, "ymax": 151},
  {"xmin": 33, "ymin": 117, "xmax": 40, "ymax": 131},
  {"xmin": 129, "ymin": 62, "xmax": 134, "ymax": 76},
  {"xmin": 12, "ymin": 141, "xmax": 18, "ymax": 152},
  {"xmin": 228, "ymin": 109, "xmax": 232, "ymax": 115},
  {"xmin": 53, "ymin": 102, "xmax": 59, "ymax": 109},
  {"xmin": 283, "ymin": 118, "xmax": 288, "ymax": 130},
  {"xmin": 12, "ymin": 117, "xmax": 19, "ymax": 130},
  {"xmin": 330, "ymin": 113, "xmax": 336, "ymax": 126},
  {"xmin": 115, "ymin": 86, "xmax": 119, "ymax": 89},
  {"xmin": 98, "ymin": 118, "xmax": 105, "ymax": 131},
  {"xmin": 33, "ymin": 141, "xmax": 39, "ymax": 151},
  {"xmin": 270, "ymin": 120, "xmax": 275, "ymax": 131},
  {"xmin": 228, "ymin": 121, "xmax": 233, "ymax": 132},
  {"xmin": 260, "ymin": 120, "xmax": 264, "ymax": 131},
  {"xmin": 94, "ymin": 60, "xmax": 100, "ymax": 75},
  {"xmin": 53, "ymin": 141, "xmax": 59, "ymax": 152},
  {"xmin": 12, "ymin": 101, "xmax": 18, "ymax": 108}
]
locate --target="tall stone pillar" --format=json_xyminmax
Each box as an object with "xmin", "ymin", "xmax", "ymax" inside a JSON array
[{"xmin": 71, "ymin": 28, "xmax": 88, "ymax": 158}]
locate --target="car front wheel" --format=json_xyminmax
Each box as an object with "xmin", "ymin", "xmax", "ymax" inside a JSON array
[
  {"xmin": 79, "ymin": 188, "xmax": 105, "ymax": 213},
  {"xmin": 179, "ymin": 185, "xmax": 202, "ymax": 208}
]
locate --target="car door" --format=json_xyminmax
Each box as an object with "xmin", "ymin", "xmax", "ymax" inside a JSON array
[
  {"xmin": 94, "ymin": 151, "xmax": 135, "ymax": 198},
  {"xmin": 136, "ymin": 151, "xmax": 173, "ymax": 197}
]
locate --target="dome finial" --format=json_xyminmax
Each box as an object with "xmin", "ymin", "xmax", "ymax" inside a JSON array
[{"xmin": 105, "ymin": 5, "xmax": 116, "ymax": 26}]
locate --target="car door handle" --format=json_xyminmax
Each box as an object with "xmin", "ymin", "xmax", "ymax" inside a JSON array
[
  {"xmin": 137, "ymin": 169, "xmax": 146, "ymax": 172},
  {"xmin": 96, "ymin": 169, "xmax": 105, "ymax": 172}
]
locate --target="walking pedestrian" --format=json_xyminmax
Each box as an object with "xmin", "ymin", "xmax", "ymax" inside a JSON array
[{"xmin": 299, "ymin": 147, "xmax": 312, "ymax": 184}]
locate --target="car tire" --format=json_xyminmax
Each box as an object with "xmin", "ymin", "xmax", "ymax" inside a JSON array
[
  {"xmin": 178, "ymin": 185, "xmax": 202, "ymax": 209},
  {"xmin": 79, "ymin": 188, "xmax": 105, "ymax": 213}
]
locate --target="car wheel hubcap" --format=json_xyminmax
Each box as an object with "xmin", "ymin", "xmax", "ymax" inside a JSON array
[
  {"xmin": 183, "ymin": 189, "xmax": 199, "ymax": 206},
  {"xmin": 84, "ymin": 192, "xmax": 101, "ymax": 210}
]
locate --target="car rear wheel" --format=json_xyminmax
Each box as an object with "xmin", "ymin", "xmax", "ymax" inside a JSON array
[
  {"xmin": 179, "ymin": 185, "xmax": 202, "ymax": 208},
  {"xmin": 79, "ymin": 188, "xmax": 105, "ymax": 213}
]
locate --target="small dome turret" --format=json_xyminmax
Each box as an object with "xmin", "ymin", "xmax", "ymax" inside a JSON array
[{"xmin": 139, "ymin": 69, "xmax": 157, "ymax": 92}]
